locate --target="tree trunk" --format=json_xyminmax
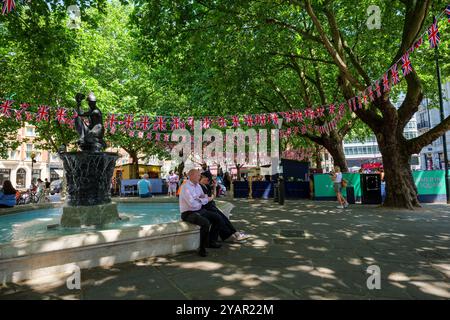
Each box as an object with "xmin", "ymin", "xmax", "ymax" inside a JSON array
[
  {"xmin": 376, "ymin": 130, "xmax": 420, "ymax": 209},
  {"xmin": 129, "ymin": 151, "xmax": 139, "ymax": 179},
  {"xmin": 314, "ymin": 145, "xmax": 322, "ymax": 171},
  {"xmin": 176, "ymin": 162, "xmax": 184, "ymax": 177},
  {"xmin": 321, "ymin": 135, "xmax": 348, "ymax": 173}
]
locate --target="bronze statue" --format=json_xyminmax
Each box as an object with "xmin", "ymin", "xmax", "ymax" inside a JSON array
[{"xmin": 74, "ymin": 92, "xmax": 106, "ymax": 152}]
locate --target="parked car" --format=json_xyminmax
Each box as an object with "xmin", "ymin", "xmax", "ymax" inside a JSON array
[{"xmin": 50, "ymin": 179, "xmax": 62, "ymax": 195}]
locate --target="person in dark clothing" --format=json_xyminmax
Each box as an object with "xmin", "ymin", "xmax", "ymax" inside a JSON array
[
  {"xmin": 223, "ymin": 172, "xmax": 231, "ymax": 190},
  {"xmin": 201, "ymin": 162, "xmax": 213, "ymax": 185},
  {"xmin": 199, "ymin": 174, "xmax": 248, "ymax": 242},
  {"xmin": 45, "ymin": 178, "xmax": 51, "ymax": 189}
]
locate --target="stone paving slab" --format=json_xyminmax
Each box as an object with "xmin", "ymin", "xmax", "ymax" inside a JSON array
[{"xmin": 0, "ymin": 199, "xmax": 449, "ymax": 300}]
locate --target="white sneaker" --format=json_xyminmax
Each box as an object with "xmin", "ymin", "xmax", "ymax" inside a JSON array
[
  {"xmin": 336, "ymin": 205, "xmax": 344, "ymax": 209},
  {"xmin": 344, "ymin": 202, "xmax": 349, "ymax": 208}
]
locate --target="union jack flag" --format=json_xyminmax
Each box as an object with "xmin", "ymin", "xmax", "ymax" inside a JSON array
[
  {"xmin": 107, "ymin": 114, "xmax": 118, "ymax": 128},
  {"xmin": 128, "ymin": 131, "xmax": 135, "ymax": 138},
  {"xmin": 217, "ymin": 117, "xmax": 227, "ymax": 128},
  {"xmin": 328, "ymin": 104, "xmax": 335, "ymax": 115},
  {"xmin": 0, "ymin": 100, "xmax": 13, "ymax": 117},
  {"xmin": 446, "ymin": 5, "xmax": 450, "ymax": 22},
  {"xmin": 315, "ymin": 107, "xmax": 325, "ymax": 118},
  {"xmin": 368, "ymin": 86, "xmax": 374, "ymax": 102},
  {"xmin": 362, "ymin": 93, "xmax": 368, "ymax": 105},
  {"xmin": 428, "ymin": 17, "xmax": 440, "ymax": 48},
  {"xmin": 284, "ymin": 112, "xmax": 292, "ymax": 123},
  {"xmin": 109, "ymin": 126, "xmax": 116, "ymax": 135},
  {"xmin": 202, "ymin": 117, "xmax": 212, "ymax": 129},
  {"xmin": 293, "ymin": 126, "xmax": 299, "ymax": 134},
  {"xmin": 20, "ymin": 103, "xmax": 30, "ymax": 110},
  {"xmin": 357, "ymin": 96, "xmax": 363, "ymax": 109},
  {"xmin": 260, "ymin": 114, "xmax": 267, "ymax": 125},
  {"xmin": 146, "ymin": 132, "xmax": 152, "ymax": 140},
  {"xmin": 138, "ymin": 131, "xmax": 144, "ymax": 139},
  {"xmin": 140, "ymin": 115, "xmax": 151, "ymax": 131},
  {"xmin": 254, "ymin": 114, "xmax": 261, "ymax": 125},
  {"xmin": 164, "ymin": 134, "xmax": 170, "ymax": 142},
  {"xmin": 244, "ymin": 115, "xmax": 254, "ymax": 127},
  {"xmin": 401, "ymin": 53, "xmax": 413, "ymax": 76},
  {"xmin": 2, "ymin": 0, "xmax": 15, "ymax": 15},
  {"xmin": 391, "ymin": 64, "xmax": 400, "ymax": 85},
  {"xmin": 36, "ymin": 105, "xmax": 49, "ymax": 122},
  {"xmin": 231, "ymin": 115, "xmax": 240, "ymax": 128},
  {"xmin": 25, "ymin": 112, "xmax": 33, "ymax": 121},
  {"xmin": 296, "ymin": 111, "xmax": 303, "ymax": 122},
  {"xmin": 55, "ymin": 108, "xmax": 67, "ymax": 123},
  {"xmin": 154, "ymin": 116, "xmax": 166, "ymax": 131},
  {"xmin": 122, "ymin": 114, "xmax": 134, "ymax": 129},
  {"xmin": 155, "ymin": 133, "xmax": 161, "ymax": 141},
  {"xmin": 305, "ymin": 108, "xmax": 314, "ymax": 120},
  {"xmin": 301, "ymin": 126, "xmax": 307, "ymax": 135},
  {"xmin": 270, "ymin": 113, "xmax": 279, "ymax": 125},
  {"xmin": 347, "ymin": 98, "xmax": 355, "ymax": 111},
  {"xmin": 375, "ymin": 81, "xmax": 382, "ymax": 97},
  {"xmin": 171, "ymin": 116, "xmax": 181, "ymax": 130},
  {"xmin": 338, "ymin": 103, "xmax": 345, "ymax": 115},
  {"xmin": 382, "ymin": 73, "xmax": 390, "ymax": 92},
  {"xmin": 15, "ymin": 110, "xmax": 22, "ymax": 121},
  {"xmin": 187, "ymin": 117, "xmax": 195, "ymax": 129}
]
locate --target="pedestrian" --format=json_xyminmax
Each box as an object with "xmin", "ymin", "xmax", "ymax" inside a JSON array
[
  {"xmin": 331, "ymin": 167, "xmax": 348, "ymax": 209},
  {"xmin": 167, "ymin": 170, "xmax": 179, "ymax": 197},
  {"xmin": 137, "ymin": 174, "xmax": 152, "ymax": 198}
]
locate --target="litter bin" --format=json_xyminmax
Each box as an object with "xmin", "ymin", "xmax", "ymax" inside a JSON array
[
  {"xmin": 361, "ymin": 174, "xmax": 382, "ymax": 204},
  {"xmin": 346, "ymin": 186, "xmax": 355, "ymax": 204}
]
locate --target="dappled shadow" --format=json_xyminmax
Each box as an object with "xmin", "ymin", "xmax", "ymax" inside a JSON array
[{"xmin": 1, "ymin": 199, "xmax": 449, "ymax": 300}]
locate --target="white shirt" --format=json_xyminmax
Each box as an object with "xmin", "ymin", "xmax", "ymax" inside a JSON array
[
  {"xmin": 334, "ymin": 172, "xmax": 343, "ymax": 183},
  {"xmin": 179, "ymin": 180, "xmax": 209, "ymax": 213}
]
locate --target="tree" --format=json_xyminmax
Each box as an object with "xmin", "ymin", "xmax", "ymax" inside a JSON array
[
  {"xmin": 130, "ymin": 0, "xmax": 375, "ymax": 173},
  {"xmin": 299, "ymin": 0, "xmax": 450, "ymax": 208}
]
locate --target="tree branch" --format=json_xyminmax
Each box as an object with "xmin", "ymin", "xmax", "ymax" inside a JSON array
[{"xmin": 407, "ymin": 115, "xmax": 450, "ymax": 154}]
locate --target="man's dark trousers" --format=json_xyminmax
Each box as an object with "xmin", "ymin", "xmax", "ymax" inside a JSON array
[{"xmin": 181, "ymin": 208, "xmax": 222, "ymax": 249}]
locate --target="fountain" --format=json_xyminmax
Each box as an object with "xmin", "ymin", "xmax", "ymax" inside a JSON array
[{"xmin": 58, "ymin": 92, "xmax": 119, "ymax": 227}]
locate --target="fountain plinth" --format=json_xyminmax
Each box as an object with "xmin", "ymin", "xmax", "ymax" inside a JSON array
[
  {"xmin": 60, "ymin": 151, "xmax": 119, "ymax": 227},
  {"xmin": 59, "ymin": 92, "xmax": 119, "ymax": 227}
]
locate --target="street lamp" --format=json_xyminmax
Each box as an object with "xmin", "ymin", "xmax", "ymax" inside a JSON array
[
  {"xmin": 31, "ymin": 152, "xmax": 36, "ymax": 185},
  {"xmin": 434, "ymin": 29, "xmax": 450, "ymax": 204}
]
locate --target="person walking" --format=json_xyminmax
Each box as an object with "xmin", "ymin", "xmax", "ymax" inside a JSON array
[{"xmin": 331, "ymin": 167, "xmax": 348, "ymax": 209}]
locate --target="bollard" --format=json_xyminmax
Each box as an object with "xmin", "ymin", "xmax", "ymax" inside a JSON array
[{"xmin": 278, "ymin": 176, "xmax": 285, "ymax": 205}]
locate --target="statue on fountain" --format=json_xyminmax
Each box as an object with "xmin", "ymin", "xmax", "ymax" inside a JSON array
[
  {"xmin": 74, "ymin": 92, "xmax": 107, "ymax": 153},
  {"xmin": 58, "ymin": 92, "xmax": 119, "ymax": 227}
]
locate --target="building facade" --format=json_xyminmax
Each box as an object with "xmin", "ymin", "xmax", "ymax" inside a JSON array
[
  {"xmin": 416, "ymin": 82, "xmax": 450, "ymax": 170},
  {"xmin": 0, "ymin": 124, "xmax": 63, "ymax": 189}
]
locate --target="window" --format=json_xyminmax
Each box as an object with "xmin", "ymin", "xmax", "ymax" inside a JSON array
[
  {"xmin": 50, "ymin": 168, "xmax": 60, "ymax": 181},
  {"xmin": 25, "ymin": 144, "xmax": 33, "ymax": 160},
  {"xmin": 0, "ymin": 169, "xmax": 11, "ymax": 186},
  {"xmin": 16, "ymin": 168, "xmax": 26, "ymax": 188},
  {"xmin": 32, "ymin": 169, "xmax": 41, "ymax": 181},
  {"xmin": 50, "ymin": 153, "xmax": 60, "ymax": 162},
  {"xmin": 9, "ymin": 150, "xmax": 18, "ymax": 160},
  {"xmin": 26, "ymin": 127, "xmax": 35, "ymax": 137}
]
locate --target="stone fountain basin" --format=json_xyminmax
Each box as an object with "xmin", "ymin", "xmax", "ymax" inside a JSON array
[{"xmin": 0, "ymin": 200, "xmax": 234, "ymax": 285}]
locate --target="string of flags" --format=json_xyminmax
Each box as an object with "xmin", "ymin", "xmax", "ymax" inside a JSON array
[
  {"xmin": 1, "ymin": 0, "xmax": 15, "ymax": 15},
  {"xmin": 1, "ymin": 5, "xmax": 450, "ymax": 142}
]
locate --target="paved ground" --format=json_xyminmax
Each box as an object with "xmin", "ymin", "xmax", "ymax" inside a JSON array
[{"xmin": 1, "ymin": 199, "xmax": 449, "ymax": 300}]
